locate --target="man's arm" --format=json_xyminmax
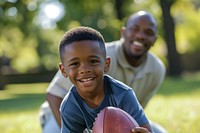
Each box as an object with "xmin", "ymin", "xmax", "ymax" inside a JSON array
[
  {"xmin": 46, "ymin": 92, "xmax": 63, "ymax": 127},
  {"xmin": 45, "ymin": 70, "xmax": 73, "ymax": 127}
]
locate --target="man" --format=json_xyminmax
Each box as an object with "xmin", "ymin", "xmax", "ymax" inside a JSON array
[{"xmin": 39, "ymin": 11, "xmax": 167, "ymax": 133}]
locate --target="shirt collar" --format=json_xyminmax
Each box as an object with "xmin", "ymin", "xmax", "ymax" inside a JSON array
[{"xmin": 117, "ymin": 41, "xmax": 133, "ymax": 69}]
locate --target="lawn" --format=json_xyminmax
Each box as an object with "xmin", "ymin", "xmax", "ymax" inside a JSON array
[
  {"xmin": 145, "ymin": 72, "xmax": 200, "ymax": 133},
  {"xmin": 0, "ymin": 83, "xmax": 48, "ymax": 133},
  {"xmin": 0, "ymin": 72, "xmax": 200, "ymax": 133}
]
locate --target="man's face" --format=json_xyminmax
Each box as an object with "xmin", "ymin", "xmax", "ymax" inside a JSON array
[{"xmin": 122, "ymin": 14, "xmax": 157, "ymax": 59}]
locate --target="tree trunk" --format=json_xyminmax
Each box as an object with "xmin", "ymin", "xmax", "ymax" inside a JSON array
[
  {"xmin": 160, "ymin": 0, "xmax": 182, "ymax": 76},
  {"xmin": 114, "ymin": 0, "xmax": 124, "ymax": 20}
]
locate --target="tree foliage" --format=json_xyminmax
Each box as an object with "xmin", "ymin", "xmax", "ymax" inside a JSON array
[{"xmin": 0, "ymin": 0, "xmax": 41, "ymax": 72}]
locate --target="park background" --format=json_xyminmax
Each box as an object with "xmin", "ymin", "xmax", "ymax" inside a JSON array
[{"xmin": 0, "ymin": 0, "xmax": 200, "ymax": 132}]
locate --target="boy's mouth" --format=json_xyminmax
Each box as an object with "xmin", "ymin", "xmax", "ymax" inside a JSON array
[{"xmin": 79, "ymin": 77, "xmax": 94, "ymax": 82}]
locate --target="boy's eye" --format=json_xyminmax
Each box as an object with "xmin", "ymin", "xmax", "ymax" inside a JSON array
[
  {"xmin": 69, "ymin": 62, "xmax": 79, "ymax": 67},
  {"xmin": 90, "ymin": 60, "xmax": 100, "ymax": 64}
]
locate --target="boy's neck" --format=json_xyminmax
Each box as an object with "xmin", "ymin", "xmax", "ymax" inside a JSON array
[{"xmin": 82, "ymin": 90, "xmax": 104, "ymax": 108}]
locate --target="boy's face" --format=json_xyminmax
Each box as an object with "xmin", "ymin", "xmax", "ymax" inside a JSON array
[{"xmin": 59, "ymin": 40, "xmax": 110, "ymax": 96}]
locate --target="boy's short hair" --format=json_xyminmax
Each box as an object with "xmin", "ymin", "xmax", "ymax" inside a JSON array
[{"xmin": 59, "ymin": 26, "xmax": 106, "ymax": 61}]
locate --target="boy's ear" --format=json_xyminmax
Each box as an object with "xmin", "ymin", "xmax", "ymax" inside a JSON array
[
  {"xmin": 104, "ymin": 57, "xmax": 111, "ymax": 73},
  {"xmin": 59, "ymin": 63, "xmax": 68, "ymax": 78}
]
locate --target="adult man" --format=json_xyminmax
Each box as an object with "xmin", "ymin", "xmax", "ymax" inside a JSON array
[{"xmin": 39, "ymin": 11, "xmax": 167, "ymax": 133}]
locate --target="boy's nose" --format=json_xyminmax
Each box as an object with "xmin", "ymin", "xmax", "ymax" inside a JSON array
[{"xmin": 79, "ymin": 64, "xmax": 92, "ymax": 74}]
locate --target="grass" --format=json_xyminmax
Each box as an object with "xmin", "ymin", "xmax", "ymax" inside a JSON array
[
  {"xmin": 0, "ymin": 72, "xmax": 200, "ymax": 133},
  {"xmin": 0, "ymin": 83, "xmax": 48, "ymax": 133},
  {"xmin": 145, "ymin": 72, "xmax": 200, "ymax": 133}
]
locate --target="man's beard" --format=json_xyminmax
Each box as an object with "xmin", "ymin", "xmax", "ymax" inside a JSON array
[{"xmin": 131, "ymin": 54, "xmax": 142, "ymax": 60}]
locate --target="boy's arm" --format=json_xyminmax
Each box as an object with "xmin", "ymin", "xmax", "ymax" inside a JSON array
[
  {"xmin": 121, "ymin": 90, "xmax": 153, "ymax": 132},
  {"xmin": 46, "ymin": 93, "xmax": 63, "ymax": 127}
]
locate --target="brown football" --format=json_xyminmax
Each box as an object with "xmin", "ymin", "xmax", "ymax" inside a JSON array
[{"xmin": 92, "ymin": 106, "xmax": 139, "ymax": 133}]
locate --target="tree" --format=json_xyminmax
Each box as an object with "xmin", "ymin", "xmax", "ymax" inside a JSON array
[{"xmin": 159, "ymin": 0, "xmax": 182, "ymax": 76}]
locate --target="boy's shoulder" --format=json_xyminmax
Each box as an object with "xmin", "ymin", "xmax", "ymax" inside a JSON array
[
  {"xmin": 104, "ymin": 75, "xmax": 136, "ymax": 106},
  {"xmin": 60, "ymin": 87, "xmax": 77, "ymax": 111},
  {"xmin": 104, "ymin": 75, "xmax": 132, "ymax": 92}
]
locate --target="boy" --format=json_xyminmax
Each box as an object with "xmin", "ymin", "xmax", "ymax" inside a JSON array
[{"xmin": 59, "ymin": 26, "xmax": 153, "ymax": 132}]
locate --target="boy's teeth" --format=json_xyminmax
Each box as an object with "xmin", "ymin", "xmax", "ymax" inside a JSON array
[{"xmin": 81, "ymin": 78, "xmax": 93, "ymax": 82}]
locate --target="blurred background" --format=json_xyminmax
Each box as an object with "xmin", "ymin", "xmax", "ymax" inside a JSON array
[
  {"xmin": 1, "ymin": 0, "xmax": 200, "ymax": 84},
  {"xmin": 0, "ymin": 0, "xmax": 200, "ymax": 133}
]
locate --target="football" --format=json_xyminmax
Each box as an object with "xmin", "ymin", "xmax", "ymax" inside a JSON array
[{"xmin": 92, "ymin": 106, "xmax": 139, "ymax": 133}]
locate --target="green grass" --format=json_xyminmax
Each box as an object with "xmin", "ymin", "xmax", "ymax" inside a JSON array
[
  {"xmin": 0, "ymin": 83, "xmax": 48, "ymax": 133},
  {"xmin": 0, "ymin": 72, "xmax": 200, "ymax": 133},
  {"xmin": 145, "ymin": 72, "xmax": 200, "ymax": 133}
]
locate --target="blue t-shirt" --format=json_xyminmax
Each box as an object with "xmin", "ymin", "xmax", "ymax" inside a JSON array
[{"xmin": 60, "ymin": 75, "xmax": 149, "ymax": 133}]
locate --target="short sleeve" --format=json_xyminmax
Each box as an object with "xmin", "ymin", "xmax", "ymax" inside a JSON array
[
  {"xmin": 121, "ymin": 90, "xmax": 149, "ymax": 126},
  {"xmin": 47, "ymin": 70, "xmax": 73, "ymax": 98}
]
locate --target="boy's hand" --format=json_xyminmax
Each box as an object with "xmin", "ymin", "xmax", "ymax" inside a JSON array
[{"xmin": 132, "ymin": 127, "xmax": 151, "ymax": 133}]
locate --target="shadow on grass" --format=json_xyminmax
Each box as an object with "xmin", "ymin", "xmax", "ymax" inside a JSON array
[
  {"xmin": 157, "ymin": 76, "xmax": 200, "ymax": 96},
  {"xmin": 0, "ymin": 93, "xmax": 45, "ymax": 112}
]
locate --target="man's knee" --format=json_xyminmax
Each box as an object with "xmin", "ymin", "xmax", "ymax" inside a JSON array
[{"xmin": 39, "ymin": 101, "xmax": 60, "ymax": 133}]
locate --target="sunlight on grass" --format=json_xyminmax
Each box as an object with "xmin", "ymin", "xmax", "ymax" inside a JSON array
[
  {"xmin": 0, "ymin": 91, "xmax": 16, "ymax": 100},
  {"xmin": 0, "ymin": 111, "xmax": 42, "ymax": 133},
  {"xmin": 145, "ymin": 72, "xmax": 200, "ymax": 133},
  {"xmin": 0, "ymin": 83, "xmax": 48, "ymax": 100},
  {"xmin": 145, "ymin": 96, "xmax": 200, "ymax": 133},
  {"xmin": 4, "ymin": 83, "xmax": 48, "ymax": 94},
  {"xmin": 0, "ymin": 83, "xmax": 48, "ymax": 133}
]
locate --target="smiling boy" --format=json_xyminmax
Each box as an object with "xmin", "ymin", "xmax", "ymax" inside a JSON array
[{"xmin": 58, "ymin": 26, "xmax": 153, "ymax": 133}]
